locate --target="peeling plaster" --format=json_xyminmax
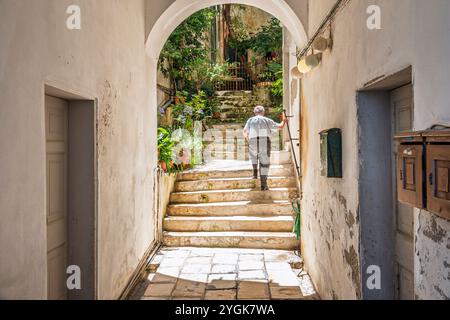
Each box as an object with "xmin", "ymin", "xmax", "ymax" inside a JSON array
[
  {"xmin": 423, "ymin": 216, "xmax": 446, "ymax": 244},
  {"xmin": 344, "ymin": 246, "xmax": 361, "ymax": 298}
]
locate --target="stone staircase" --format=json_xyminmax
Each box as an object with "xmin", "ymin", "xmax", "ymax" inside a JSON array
[
  {"xmin": 163, "ymin": 160, "xmax": 300, "ymax": 250},
  {"xmin": 213, "ymin": 91, "xmax": 276, "ymax": 124},
  {"xmin": 162, "ymin": 90, "xmax": 300, "ymax": 250}
]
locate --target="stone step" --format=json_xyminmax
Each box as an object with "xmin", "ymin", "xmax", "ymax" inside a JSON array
[
  {"xmin": 216, "ymin": 96, "xmax": 257, "ymax": 102},
  {"xmin": 210, "ymin": 124, "xmax": 244, "ymax": 130},
  {"xmin": 203, "ymin": 132, "xmax": 247, "ymax": 139},
  {"xmin": 174, "ymin": 176, "xmax": 297, "ymax": 192},
  {"xmin": 204, "ymin": 127, "xmax": 280, "ymax": 137},
  {"xmin": 167, "ymin": 200, "xmax": 293, "ymax": 216},
  {"xmin": 170, "ymin": 188, "xmax": 297, "ymax": 204},
  {"xmin": 216, "ymin": 92, "xmax": 256, "ymax": 97},
  {"xmin": 216, "ymin": 91, "xmax": 253, "ymax": 97},
  {"xmin": 163, "ymin": 231, "xmax": 301, "ymax": 250},
  {"xmin": 177, "ymin": 164, "xmax": 294, "ymax": 181},
  {"xmin": 203, "ymin": 152, "xmax": 250, "ymax": 161},
  {"xmin": 203, "ymin": 148, "xmax": 251, "ymax": 156},
  {"xmin": 203, "ymin": 139, "xmax": 248, "ymax": 146},
  {"xmin": 203, "ymin": 151, "xmax": 291, "ymax": 164},
  {"xmin": 164, "ymin": 215, "xmax": 294, "ymax": 232},
  {"xmin": 204, "ymin": 146, "xmax": 287, "ymax": 155},
  {"xmin": 219, "ymin": 105, "xmax": 263, "ymax": 111},
  {"xmin": 203, "ymin": 146, "xmax": 249, "ymax": 151},
  {"xmin": 217, "ymin": 110, "xmax": 251, "ymax": 115},
  {"xmin": 218, "ymin": 108, "xmax": 257, "ymax": 113},
  {"xmin": 208, "ymin": 118, "xmax": 247, "ymax": 124},
  {"xmin": 221, "ymin": 113, "xmax": 254, "ymax": 120},
  {"xmin": 217, "ymin": 101, "xmax": 258, "ymax": 106},
  {"xmin": 203, "ymin": 143, "xmax": 282, "ymax": 151}
]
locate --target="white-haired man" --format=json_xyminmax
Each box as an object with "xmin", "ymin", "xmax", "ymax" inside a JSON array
[{"xmin": 243, "ymin": 106, "xmax": 288, "ymax": 191}]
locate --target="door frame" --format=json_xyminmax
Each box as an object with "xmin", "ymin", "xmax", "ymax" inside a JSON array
[
  {"xmin": 42, "ymin": 80, "xmax": 99, "ymax": 300},
  {"xmin": 390, "ymin": 83, "xmax": 415, "ymax": 300},
  {"xmin": 357, "ymin": 65, "xmax": 414, "ymax": 300}
]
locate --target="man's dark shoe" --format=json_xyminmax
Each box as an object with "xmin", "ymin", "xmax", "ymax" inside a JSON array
[
  {"xmin": 252, "ymin": 167, "xmax": 258, "ymax": 179},
  {"xmin": 260, "ymin": 176, "xmax": 269, "ymax": 191}
]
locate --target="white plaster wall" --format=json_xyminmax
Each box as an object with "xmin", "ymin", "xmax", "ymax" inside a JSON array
[
  {"xmin": 307, "ymin": 0, "xmax": 336, "ymax": 37},
  {"xmin": 0, "ymin": 0, "xmax": 156, "ymax": 299},
  {"xmin": 301, "ymin": 0, "xmax": 450, "ymax": 299},
  {"xmin": 411, "ymin": 0, "xmax": 450, "ymax": 301},
  {"xmin": 155, "ymin": 172, "xmax": 177, "ymax": 242},
  {"xmin": 282, "ymin": 28, "xmax": 301, "ymax": 187},
  {"xmin": 414, "ymin": 210, "xmax": 450, "ymax": 300}
]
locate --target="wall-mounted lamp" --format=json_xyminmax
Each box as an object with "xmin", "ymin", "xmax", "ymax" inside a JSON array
[
  {"xmin": 291, "ymin": 66, "xmax": 303, "ymax": 79},
  {"xmin": 297, "ymin": 52, "xmax": 322, "ymax": 74},
  {"xmin": 312, "ymin": 36, "xmax": 332, "ymax": 52}
]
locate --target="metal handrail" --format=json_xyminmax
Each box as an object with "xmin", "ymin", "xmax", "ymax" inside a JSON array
[
  {"xmin": 283, "ymin": 110, "xmax": 300, "ymax": 178},
  {"xmin": 157, "ymin": 84, "xmax": 176, "ymax": 97}
]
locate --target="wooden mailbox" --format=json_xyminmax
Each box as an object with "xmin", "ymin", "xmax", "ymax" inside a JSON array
[
  {"xmin": 423, "ymin": 131, "xmax": 450, "ymax": 220},
  {"xmin": 395, "ymin": 132, "xmax": 425, "ymax": 209},
  {"xmin": 395, "ymin": 130, "xmax": 450, "ymax": 220}
]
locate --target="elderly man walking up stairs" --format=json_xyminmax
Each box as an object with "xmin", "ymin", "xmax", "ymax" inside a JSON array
[{"xmin": 244, "ymin": 105, "xmax": 288, "ymax": 191}]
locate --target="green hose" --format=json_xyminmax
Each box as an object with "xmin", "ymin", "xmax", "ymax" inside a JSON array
[{"xmin": 291, "ymin": 198, "xmax": 301, "ymax": 240}]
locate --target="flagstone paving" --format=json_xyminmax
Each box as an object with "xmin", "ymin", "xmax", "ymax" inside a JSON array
[{"xmin": 130, "ymin": 247, "xmax": 319, "ymax": 300}]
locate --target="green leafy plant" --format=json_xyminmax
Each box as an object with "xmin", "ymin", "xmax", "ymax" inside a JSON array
[
  {"xmin": 271, "ymin": 62, "xmax": 283, "ymax": 104},
  {"xmin": 158, "ymin": 8, "xmax": 227, "ymax": 95},
  {"xmin": 257, "ymin": 60, "xmax": 282, "ymax": 82},
  {"xmin": 271, "ymin": 77, "xmax": 283, "ymax": 97},
  {"xmin": 171, "ymin": 91, "xmax": 214, "ymax": 130},
  {"xmin": 157, "ymin": 127, "xmax": 175, "ymax": 173},
  {"xmin": 249, "ymin": 18, "xmax": 283, "ymax": 57},
  {"xmin": 191, "ymin": 61, "xmax": 232, "ymax": 94},
  {"xmin": 229, "ymin": 17, "xmax": 282, "ymax": 58}
]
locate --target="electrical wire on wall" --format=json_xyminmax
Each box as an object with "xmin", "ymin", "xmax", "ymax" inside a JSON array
[
  {"xmin": 297, "ymin": 0, "xmax": 351, "ymax": 60},
  {"xmin": 427, "ymin": 124, "xmax": 450, "ymax": 131}
]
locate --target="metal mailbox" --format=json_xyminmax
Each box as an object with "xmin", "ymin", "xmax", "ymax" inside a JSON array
[{"xmin": 320, "ymin": 128, "xmax": 342, "ymax": 178}]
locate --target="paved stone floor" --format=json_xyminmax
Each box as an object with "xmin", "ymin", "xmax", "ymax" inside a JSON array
[{"xmin": 130, "ymin": 247, "xmax": 319, "ymax": 300}]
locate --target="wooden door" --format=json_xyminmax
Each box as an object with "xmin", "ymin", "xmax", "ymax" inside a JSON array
[
  {"xmin": 391, "ymin": 84, "xmax": 415, "ymax": 300},
  {"xmin": 45, "ymin": 95, "xmax": 68, "ymax": 300}
]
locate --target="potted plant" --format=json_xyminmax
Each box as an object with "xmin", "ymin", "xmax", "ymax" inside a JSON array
[{"xmin": 157, "ymin": 127, "xmax": 174, "ymax": 173}]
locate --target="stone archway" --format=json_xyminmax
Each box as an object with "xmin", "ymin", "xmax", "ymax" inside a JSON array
[
  {"xmin": 146, "ymin": 0, "xmax": 307, "ymax": 60},
  {"xmin": 144, "ymin": 0, "xmax": 308, "ymax": 175}
]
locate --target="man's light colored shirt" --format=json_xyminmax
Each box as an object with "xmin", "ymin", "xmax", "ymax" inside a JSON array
[{"xmin": 244, "ymin": 115, "xmax": 278, "ymax": 139}]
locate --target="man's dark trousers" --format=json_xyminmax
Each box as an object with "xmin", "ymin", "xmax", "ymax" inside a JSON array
[{"xmin": 249, "ymin": 137, "xmax": 271, "ymax": 190}]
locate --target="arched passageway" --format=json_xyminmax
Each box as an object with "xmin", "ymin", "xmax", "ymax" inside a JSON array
[{"xmin": 133, "ymin": 1, "xmax": 314, "ymax": 300}]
